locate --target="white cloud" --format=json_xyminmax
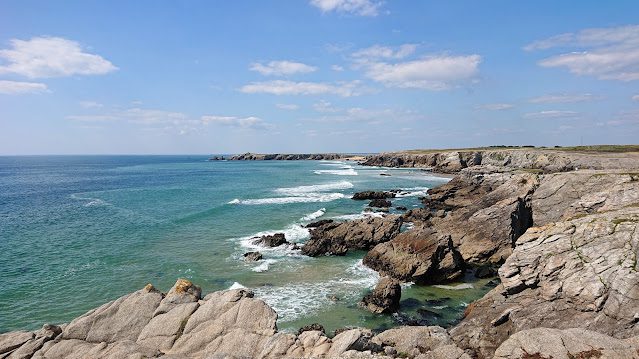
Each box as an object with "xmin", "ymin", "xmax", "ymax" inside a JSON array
[
  {"xmin": 476, "ymin": 103, "xmax": 514, "ymax": 111},
  {"xmin": 240, "ymin": 80, "xmax": 364, "ymax": 97},
  {"xmin": 79, "ymin": 101, "xmax": 103, "ymax": 108},
  {"xmin": 0, "ymin": 36, "xmax": 117, "ymax": 78},
  {"xmin": 201, "ymin": 115, "xmax": 271, "ymax": 129},
  {"xmin": 526, "ymin": 25, "xmax": 639, "ymax": 81},
  {"xmin": 313, "ymin": 100, "xmax": 340, "ymax": 113},
  {"xmin": 352, "ymin": 44, "xmax": 418, "ymax": 60},
  {"xmin": 0, "ymin": 80, "xmax": 47, "ymax": 94},
  {"xmin": 249, "ymin": 61, "xmax": 317, "ymax": 76},
  {"xmin": 276, "ymin": 103, "xmax": 299, "ymax": 110},
  {"xmin": 331, "ymin": 65, "xmax": 345, "ymax": 71},
  {"xmin": 523, "ymin": 110, "xmax": 579, "ymax": 120},
  {"xmin": 309, "ymin": 0, "xmax": 382, "ymax": 16},
  {"xmin": 633, "ymin": 95, "xmax": 639, "ymax": 101},
  {"xmin": 360, "ymin": 54, "xmax": 481, "ymax": 90},
  {"xmin": 529, "ymin": 93, "xmax": 602, "ymax": 104}
]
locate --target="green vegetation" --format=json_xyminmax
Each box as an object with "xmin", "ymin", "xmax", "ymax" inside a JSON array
[{"xmin": 401, "ymin": 144, "xmax": 639, "ymax": 155}]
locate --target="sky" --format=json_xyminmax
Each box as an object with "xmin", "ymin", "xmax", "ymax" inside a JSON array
[{"xmin": 1, "ymin": 1, "xmax": 638, "ymax": 155}]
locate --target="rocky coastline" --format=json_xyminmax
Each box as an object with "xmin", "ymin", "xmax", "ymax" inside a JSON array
[{"xmin": 3, "ymin": 147, "xmax": 639, "ymax": 358}]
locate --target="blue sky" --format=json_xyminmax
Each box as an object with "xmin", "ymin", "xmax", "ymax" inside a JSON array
[{"xmin": 1, "ymin": 0, "xmax": 638, "ymax": 155}]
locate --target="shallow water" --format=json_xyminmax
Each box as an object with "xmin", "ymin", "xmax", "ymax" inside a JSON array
[{"xmin": 0, "ymin": 156, "xmax": 494, "ymax": 333}]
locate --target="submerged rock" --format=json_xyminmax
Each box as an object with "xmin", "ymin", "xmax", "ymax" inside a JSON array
[
  {"xmin": 244, "ymin": 251, "xmax": 263, "ymax": 262},
  {"xmin": 302, "ymin": 216, "xmax": 402, "ymax": 257},
  {"xmin": 369, "ymin": 199, "xmax": 392, "ymax": 208},
  {"xmin": 360, "ymin": 277, "xmax": 401, "ymax": 314}
]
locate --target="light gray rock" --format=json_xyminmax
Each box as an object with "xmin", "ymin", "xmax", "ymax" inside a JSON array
[
  {"xmin": 62, "ymin": 283, "xmax": 163, "ymax": 343},
  {"xmin": 493, "ymin": 328, "xmax": 639, "ymax": 359},
  {"xmin": 372, "ymin": 326, "xmax": 453, "ymax": 357},
  {"xmin": 327, "ymin": 328, "xmax": 378, "ymax": 358},
  {"xmin": 451, "ymin": 207, "xmax": 639, "ymax": 358}
]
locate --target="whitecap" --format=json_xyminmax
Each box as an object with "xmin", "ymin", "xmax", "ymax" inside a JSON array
[
  {"xmin": 227, "ymin": 198, "xmax": 241, "ymax": 204},
  {"xmin": 252, "ymin": 259, "xmax": 277, "ymax": 273},
  {"xmin": 229, "ymin": 282, "xmax": 247, "ymax": 290},
  {"xmin": 433, "ymin": 283, "xmax": 474, "ymax": 290},
  {"xmin": 253, "ymin": 260, "xmax": 379, "ymax": 322},
  {"xmin": 300, "ymin": 208, "xmax": 326, "ymax": 222},
  {"xmin": 331, "ymin": 211, "xmax": 384, "ymax": 221},
  {"xmin": 395, "ymin": 187, "xmax": 431, "ymax": 198},
  {"xmin": 433, "ymin": 305, "xmax": 448, "ymax": 310},
  {"xmin": 313, "ymin": 168, "xmax": 358, "ymax": 176},
  {"xmin": 237, "ymin": 193, "xmax": 345, "ymax": 205},
  {"xmin": 275, "ymin": 181, "xmax": 353, "ymax": 195},
  {"xmin": 71, "ymin": 193, "xmax": 109, "ymax": 207}
]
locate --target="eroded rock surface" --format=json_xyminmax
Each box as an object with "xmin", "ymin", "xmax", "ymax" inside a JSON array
[
  {"xmin": 360, "ymin": 277, "xmax": 401, "ymax": 314},
  {"xmin": 450, "ymin": 207, "xmax": 639, "ymax": 358},
  {"xmin": 302, "ymin": 215, "xmax": 402, "ymax": 256}
]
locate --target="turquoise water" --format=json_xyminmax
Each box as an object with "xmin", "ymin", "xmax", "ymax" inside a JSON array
[{"xmin": 0, "ymin": 156, "xmax": 495, "ymax": 334}]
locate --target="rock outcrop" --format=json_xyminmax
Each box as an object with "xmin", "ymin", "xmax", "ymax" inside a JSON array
[
  {"xmin": 369, "ymin": 199, "xmax": 392, "ymax": 208},
  {"xmin": 364, "ymin": 229, "xmax": 465, "ymax": 283},
  {"xmin": 302, "ymin": 216, "xmax": 402, "ymax": 257},
  {"xmin": 244, "ymin": 251, "xmax": 263, "ymax": 262},
  {"xmin": 362, "ymin": 148, "xmax": 639, "ymax": 174},
  {"xmin": 253, "ymin": 233, "xmax": 289, "ymax": 247},
  {"xmin": 1, "ymin": 279, "xmax": 475, "ymax": 359},
  {"xmin": 230, "ymin": 152, "xmax": 350, "ymax": 161},
  {"xmin": 360, "ymin": 277, "xmax": 401, "ymax": 314},
  {"xmin": 450, "ymin": 207, "xmax": 639, "ymax": 358},
  {"xmin": 352, "ymin": 191, "xmax": 397, "ymax": 200}
]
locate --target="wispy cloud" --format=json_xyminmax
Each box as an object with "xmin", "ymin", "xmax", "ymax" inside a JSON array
[
  {"xmin": 0, "ymin": 80, "xmax": 48, "ymax": 94},
  {"xmin": 528, "ymin": 93, "xmax": 602, "ymax": 104},
  {"xmin": 276, "ymin": 103, "xmax": 299, "ymax": 110},
  {"xmin": 307, "ymin": 105, "xmax": 424, "ymax": 124},
  {"xmin": 633, "ymin": 95, "xmax": 639, "ymax": 101},
  {"xmin": 0, "ymin": 36, "xmax": 117, "ymax": 78},
  {"xmin": 331, "ymin": 65, "xmax": 345, "ymax": 72},
  {"xmin": 240, "ymin": 80, "xmax": 365, "ymax": 97},
  {"xmin": 525, "ymin": 25, "xmax": 639, "ymax": 81},
  {"xmin": 313, "ymin": 100, "xmax": 341, "ymax": 113},
  {"xmin": 476, "ymin": 103, "xmax": 514, "ymax": 111},
  {"xmin": 523, "ymin": 110, "xmax": 580, "ymax": 120},
  {"xmin": 309, "ymin": 0, "xmax": 383, "ymax": 16},
  {"xmin": 249, "ymin": 60, "xmax": 317, "ymax": 76},
  {"xmin": 352, "ymin": 44, "xmax": 418, "ymax": 60},
  {"xmin": 201, "ymin": 115, "xmax": 271, "ymax": 129},
  {"xmin": 79, "ymin": 101, "xmax": 103, "ymax": 108}
]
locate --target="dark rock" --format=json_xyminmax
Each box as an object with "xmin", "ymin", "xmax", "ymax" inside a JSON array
[
  {"xmin": 395, "ymin": 206, "xmax": 408, "ymax": 211},
  {"xmin": 301, "ymin": 216, "xmax": 402, "ymax": 257},
  {"xmin": 305, "ymin": 219, "xmax": 334, "ymax": 228},
  {"xmin": 380, "ymin": 173, "xmax": 391, "ymax": 176},
  {"xmin": 243, "ymin": 251, "xmax": 263, "ymax": 262},
  {"xmin": 352, "ymin": 191, "xmax": 396, "ymax": 200},
  {"xmin": 401, "ymin": 208, "xmax": 432, "ymax": 223},
  {"xmin": 359, "ymin": 277, "xmax": 401, "ymax": 314},
  {"xmin": 474, "ymin": 264, "xmax": 497, "ymax": 278},
  {"xmin": 252, "ymin": 233, "xmax": 288, "ymax": 247},
  {"xmin": 363, "ymin": 229, "xmax": 465, "ymax": 283},
  {"xmin": 369, "ymin": 199, "xmax": 392, "ymax": 208},
  {"xmin": 297, "ymin": 323, "xmax": 325, "ymax": 335}
]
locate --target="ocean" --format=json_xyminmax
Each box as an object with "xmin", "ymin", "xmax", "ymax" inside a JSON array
[{"xmin": 0, "ymin": 155, "xmax": 495, "ymax": 334}]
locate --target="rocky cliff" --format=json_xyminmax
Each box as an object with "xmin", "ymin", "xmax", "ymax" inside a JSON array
[{"xmin": 229, "ymin": 153, "xmax": 355, "ymax": 161}]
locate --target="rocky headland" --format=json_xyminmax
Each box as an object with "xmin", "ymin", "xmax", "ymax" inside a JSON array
[{"xmin": 3, "ymin": 146, "xmax": 639, "ymax": 358}]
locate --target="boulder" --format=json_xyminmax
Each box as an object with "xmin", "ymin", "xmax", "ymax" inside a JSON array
[
  {"xmin": 244, "ymin": 251, "xmax": 263, "ymax": 262},
  {"xmin": 363, "ymin": 229, "xmax": 465, "ymax": 283},
  {"xmin": 360, "ymin": 277, "xmax": 401, "ymax": 314},
  {"xmin": 369, "ymin": 199, "xmax": 392, "ymax": 208},
  {"xmin": 371, "ymin": 326, "xmax": 453, "ymax": 357},
  {"xmin": 353, "ymin": 191, "xmax": 396, "ymax": 200},
  {"xmin": 297, "ymin": 323, "xmax": 325, "ymax": 335},
  {"xmin": 253, "ymin": 233, "xmax": 289, "ymax": 247},
  {"xmin": 302, "ymin": 216, "xmax": 402, "ymax": 257}
]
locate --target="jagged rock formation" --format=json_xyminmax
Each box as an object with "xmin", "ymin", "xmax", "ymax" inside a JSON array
[
  {"xmin": 361, "ymin": 148, "xmax": 639, "ymax": 174},
  {"xmin": 368, "ymin": 199, "xmax": 392, "ymax": 208},
  {"xmin": 302, "ymin": 216, "xmax": 402, "ymax": 256},
  {"xmin": 0, "ymin": 278, "xmax": 475, "ymax": 359},
  {"xmin": 359, "ymin": 277, "xmax": 401, "ymax": 314},
  {"xmin": 230, "ymin": 153, "xmax": 350, "ymax": 161},
  {"xmin": 253, "ymin": 233, "xmax": 289, "ymax": 247},
  {"xmin": 450, "ymin": 207, "xmax": 639, "ymax": 358},
  {"xmin": 244, "ymin": 251, "xmax": 263, "ymax": 262}
]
